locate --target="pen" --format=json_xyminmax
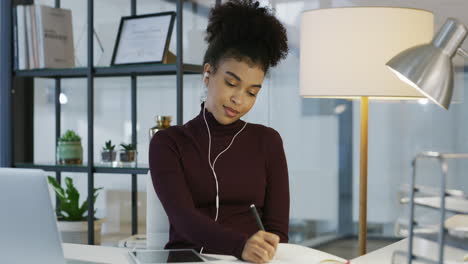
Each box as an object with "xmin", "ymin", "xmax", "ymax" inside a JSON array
[
  {"xmin": 250, "ymin": 204, "xmax": 265, "ymax": 231},
  {"xmin": 251, "ymin": 204, "xmax": 278, "ymax": 261}
]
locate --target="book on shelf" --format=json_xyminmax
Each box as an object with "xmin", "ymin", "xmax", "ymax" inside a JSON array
[
  {"xmin": 16, "ymin": 5, "xmax": 28, "ymax": 70},
  {"xmin": 12, "ymin": 6, "xmax": 18, "ymax": 70},
  {"xmin": 14, "ymin": 4, "xmax": 75, "ymax": 70},
  {"xmin": 24, "ymin": 5, "xmax": 34, "ymax": 69},
  {"xmin": 31, "ymin": 5, "xmax": 39, "ymax": 68}
]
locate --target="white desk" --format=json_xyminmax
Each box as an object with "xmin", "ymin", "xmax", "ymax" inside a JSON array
[
  {"xmin": 64, "ymin": 243, "xmax": 130, "ymax": 264},
  {"xmin": 63, "ymin": 237, "xmax": 467, "ymax": 264},
  {"xmin": 63, "ymin": 243, "xmax": 345, "ymax": 264}
]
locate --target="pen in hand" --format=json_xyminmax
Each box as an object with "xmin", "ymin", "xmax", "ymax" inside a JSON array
[
  {"xmin": 250, "ymin": 204, "xmax": 265, "ymax": 231},
  {"xmin": 249, "ymin": 204, "xmax": 280, "ymax": 262},
  {"xmin": 251, "ymin": 204, "xmax": 278, "ymax": 261}
]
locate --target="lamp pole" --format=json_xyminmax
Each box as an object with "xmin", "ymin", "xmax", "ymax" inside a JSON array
[{"xmin": 358, "ymin": 97, "xmax": 369, "ymax": 255}]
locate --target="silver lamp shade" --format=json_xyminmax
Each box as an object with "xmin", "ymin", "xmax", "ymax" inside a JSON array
[{"xmin": 387, "ymin": 18, "xmax": 467, "ymax": 110}]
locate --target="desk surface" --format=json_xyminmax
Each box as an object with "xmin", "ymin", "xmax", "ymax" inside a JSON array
[
  {"xmin": 63, "ymin": 243, "xmax": 345, "ymax": 264},
  {"xmin": 64, "ymin": 243, "xmax": 130, "ymax": 264},
  {"xmin": 63, "ymin": 237, "xmax": 467, "ymax": 264}
]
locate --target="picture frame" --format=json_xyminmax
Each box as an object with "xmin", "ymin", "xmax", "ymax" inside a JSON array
[{"xmin": 111, "ymin": 12, "xmax": 176, "ymax": 66}]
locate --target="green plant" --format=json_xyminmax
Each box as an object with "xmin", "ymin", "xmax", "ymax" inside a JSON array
[
  {"xmin": 47, "ymin": 176, "xmax": 103, "ymax": 221},
  {"xmin": 102, "ymin": 140, "xmax": 115, "ymax": 151},
  {"xmin": 120, "ymin": 143, "xmax": 136, "ymax": 151},
  {"xmin": 59, "ymin": 130, "xmax": 81, "ymax": 142}
]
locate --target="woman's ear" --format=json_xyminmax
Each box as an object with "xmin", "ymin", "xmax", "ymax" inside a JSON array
[{"xmin": 203, "ymin": 63, "xmax": 212, "ymax": 86}]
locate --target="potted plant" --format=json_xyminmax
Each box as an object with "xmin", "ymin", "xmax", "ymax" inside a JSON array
[
  {"xmin": 56, "ymin": 130, "xmax": 83, "ymax": 165},
  {"xmin": 47, "ymin": 176, "xmax": 104, "ymax": 245},
  {"xmin": 119, "ymin": 143, "xmax": 137, "ymax": 166},
  {"xmin": 101, "ymin": 140, "xmax": 116, "ymax": 165}
]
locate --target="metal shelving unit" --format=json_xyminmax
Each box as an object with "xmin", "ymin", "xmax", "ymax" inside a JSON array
[
  {"xmin": 6, "ymin": 0, "xmax": 201, "ymax": 245},
  {"xmin": 13, "ymin": 63, "xmax": 203, "ymax": 78},
  {"xmin": 15, "ymin": 162, "xmax": 150, "ymax": 175},
  {"xmin": 396, "ymin": 152, "xmax": 468, "ymax": 264}
]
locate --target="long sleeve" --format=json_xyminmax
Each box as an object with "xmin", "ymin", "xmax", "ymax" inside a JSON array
[
  {"xmin": 148, "ymin": 130, "xmax": 249, "ymax": 259},
  {"xmin": 262, "ymin": 128, "xmax": 290, "ymax": 242}
]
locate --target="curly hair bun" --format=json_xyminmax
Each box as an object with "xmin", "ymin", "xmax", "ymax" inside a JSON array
[{"xmin": 204, "ymin": 0, "xmax": 288, "ymax": 73}]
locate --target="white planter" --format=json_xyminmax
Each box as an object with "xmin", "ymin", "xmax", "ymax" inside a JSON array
[{"xmin": 57, "ymin": 219, "xmax": 105, "ymax": 245}]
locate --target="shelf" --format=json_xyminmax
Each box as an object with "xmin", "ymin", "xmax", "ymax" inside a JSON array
[
  {"xmin": 415, "ymin": 232, "xmax": 468, "ymax": 251},
  {"xmin": 14, "ymin": 162, "xmax": 149, "ymax": 174},
  {"xmin": 401, "ymin": 196, "xmax": 468, "ymax": 214},
  {"xmin": 396, "ymin": 223, "xmax": 440, "ymax": 237},
  {"xmin": 413, "ymin": 197, "xmax": 468, "ymax": 214},
  {"xmin": 15, "ymin": 162, "xmax": 88, "ymax": 173},
  {"xmin": 392, "ymin": 250, "xmax": 438, "ymax": 264},
  {"xmin": 13, "ymin": 63, "xmax": 203, "ymax": 78},
  {"xmin": 401, "ymin": 184, "xmax": 467, "ymax": 199},
  {"xmin": 94, "ymin": 165, "xmax": 148, "ymax": 175},
  {"xmin": 14, "ymin": 67, "xmax": 88, "ymax": 78},
  {"xmin": 95, "ymin": 63, "xmax": 202, "ymax": 77},
  {"xmin": 397, "ymin": 220, "xmax": 468, "ymax": 244},
  {"xmin": 390, "ymin": 250, "xmax": 439, "ymax": 264}
]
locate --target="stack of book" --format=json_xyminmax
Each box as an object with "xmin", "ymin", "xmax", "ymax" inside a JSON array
[{"xmin": 13, "ymin": 5, "xmax": 75, "ymax": 70}]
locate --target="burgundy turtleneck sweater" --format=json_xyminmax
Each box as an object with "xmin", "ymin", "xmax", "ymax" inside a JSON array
[{"xmin": 148, "ymin": 103, "xmax": 289, "ymax": 259}]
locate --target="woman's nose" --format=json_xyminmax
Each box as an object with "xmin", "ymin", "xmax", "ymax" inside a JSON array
[{"xmin": 230, "ymin": 90, "xmax": 243, "ymax": 105}]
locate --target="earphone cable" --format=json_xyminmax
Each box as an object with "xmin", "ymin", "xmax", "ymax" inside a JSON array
[{"xmin": 200, "ymin": 102, "xmax": 248, "ymax": 254}]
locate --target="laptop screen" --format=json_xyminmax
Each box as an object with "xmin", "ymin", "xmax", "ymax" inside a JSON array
[{"xmin": 0, "ymin": 168, "xmax": 66, "ymax": 264}]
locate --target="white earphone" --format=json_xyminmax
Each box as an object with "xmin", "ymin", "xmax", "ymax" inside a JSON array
[{"xmin": 199, "ymin": 101, "xmax": 248, "ymax": 254}]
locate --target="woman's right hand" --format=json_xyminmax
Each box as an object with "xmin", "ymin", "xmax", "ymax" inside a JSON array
[{"xmin": 241, "ymin": 231, "xmax": 280, "ymax": 263}]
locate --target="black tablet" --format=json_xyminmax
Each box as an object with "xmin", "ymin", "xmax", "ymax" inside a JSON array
[{"xmin": 128, "ymin": 249, "xmax": 206, "ymax": 264}]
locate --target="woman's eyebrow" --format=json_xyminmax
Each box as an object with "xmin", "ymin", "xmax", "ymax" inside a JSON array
[{"xmin": 225, "ymin": 71, "xmax": 262, "ymax": 88}]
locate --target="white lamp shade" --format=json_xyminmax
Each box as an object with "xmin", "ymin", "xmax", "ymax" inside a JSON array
[{"xmin": 300, "ymin": 7, "xmax": 434, "ymax": 99}]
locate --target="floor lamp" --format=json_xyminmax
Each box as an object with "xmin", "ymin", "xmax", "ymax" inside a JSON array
[{"xmin": 300, "ymin": 7, "xmax": 434, "ymax": 255}]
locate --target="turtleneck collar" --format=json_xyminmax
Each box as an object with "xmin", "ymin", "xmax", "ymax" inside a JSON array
[{"xmin": 196, "ymin": 102, "xmax": 246, "ymax": 136}]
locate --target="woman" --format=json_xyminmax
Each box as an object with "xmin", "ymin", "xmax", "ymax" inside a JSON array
[{"xmin": 149, "ymin": 1, "xmax": 289, "ymax": 263}]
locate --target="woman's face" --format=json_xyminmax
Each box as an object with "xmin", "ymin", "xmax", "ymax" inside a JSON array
[{"xmin": 203, "ymin": 58, "xmax": 265, "ymax": 125}]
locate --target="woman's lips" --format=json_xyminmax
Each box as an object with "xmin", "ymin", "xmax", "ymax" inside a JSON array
[{"xmin": 223, "ymin": 106, "xmax": 239, "ymax": 118}]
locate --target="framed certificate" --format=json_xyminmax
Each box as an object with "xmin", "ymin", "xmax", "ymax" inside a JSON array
[{"xmin": 111, "ymin": 12, "xmax": 176, "ymax": 65}]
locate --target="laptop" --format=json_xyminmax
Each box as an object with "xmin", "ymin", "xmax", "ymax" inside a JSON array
[{"xmin": 0, "ymin": 168, "xmax": 102, "ymax": 264}]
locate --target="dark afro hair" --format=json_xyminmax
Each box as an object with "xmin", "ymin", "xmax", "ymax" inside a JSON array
[{"xmin": 203, "ymin": 0, "xmax": 288, "ymax": 74}]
